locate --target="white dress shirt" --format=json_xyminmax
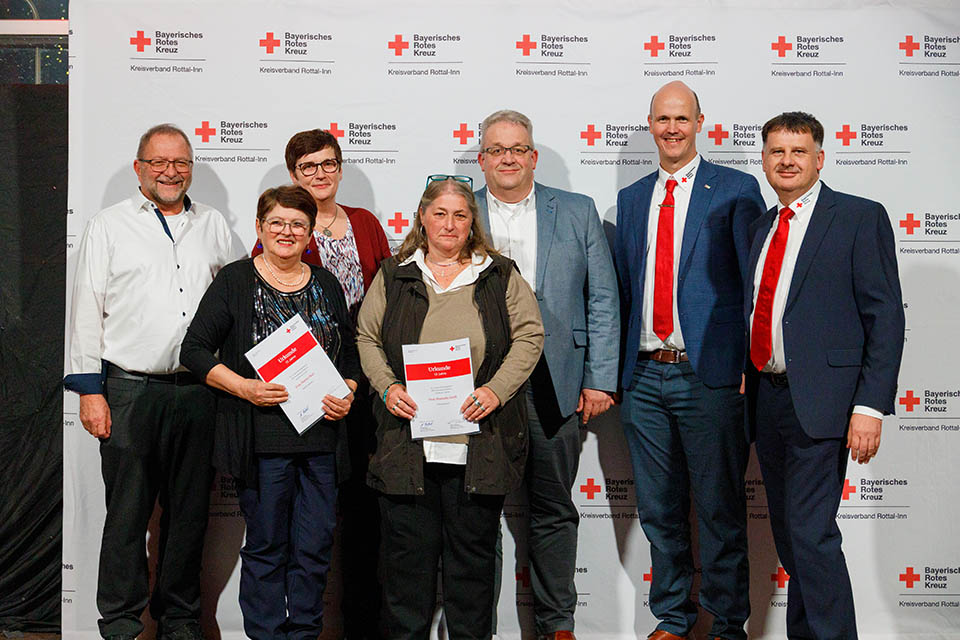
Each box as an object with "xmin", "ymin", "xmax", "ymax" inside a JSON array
[
  {"xmin": 486, "ymin": 186, "xmax": 537, "ymax": 291},
  {"xmin": 749, "ymin": 180, "xmax": 880, "ymax": 418},
  {"xmin": 640, "ymin": 155, "xmax": 701, "ymax": 351},
  {"xmin": 401, "ymin": 248, "xmax": 494, "ymax": 464},
  {"xmin": 67, "ymin": 190, "xmax": 237, "ymax": 389}
]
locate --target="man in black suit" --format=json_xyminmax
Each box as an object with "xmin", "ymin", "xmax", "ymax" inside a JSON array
[{"xmin": 745, "ymin": 111, "xmax": 905, "ymax": 639}]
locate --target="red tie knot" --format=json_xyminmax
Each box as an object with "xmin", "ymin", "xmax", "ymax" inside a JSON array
[
  {"xmin": 780, "ymin": 206, "xmax": 795, "ymax": 221},
  {"xmin": 666, "ymin": 178, "xmax": 678, "ymax": 193}
]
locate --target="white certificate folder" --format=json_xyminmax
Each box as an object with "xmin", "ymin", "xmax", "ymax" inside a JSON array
[
  {"xmin": 244, "ymin": 314, "xmax": 350, "ymax": 434},
  {"xmin": 402, "ymin": 337, "xmax": 480, "ymax": 440}
]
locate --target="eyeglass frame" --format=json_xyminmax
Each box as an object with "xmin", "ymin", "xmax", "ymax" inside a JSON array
[
  {"xmin": 479, "ymin": 144, "xmax": 535, "ymax": 158},
  {"xmin": 296, "ymin": 159, "xmax": 342, "ymax": 176},
  {"xmin": 261, "ymin": 218, "xmax": 311, "ymax": 237},
  {"xmin": 138, "ymin": 158, "xmax": 194, "ymax": 173},
  {"xmin": 425, "ymin": 174, "xmax": 474, "ymax": 189}
]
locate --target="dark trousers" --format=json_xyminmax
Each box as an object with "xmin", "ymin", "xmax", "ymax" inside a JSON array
[
  {"xmin": 620, "ymin": 359, "xmax": 750, "ymax": 640},
  {"xmin": 97, "ymin": 376, "xmax": 215, "ymax": 638},
  {"xmin": 237, "ymin": 453, "xmax": 338, "ymax": 640},
  {"xmin": 379, "ymin": 463, "xmax": 504, "ymax": 640},
  {"xmin": 522, "ymin": 385, "xmax": 582, "ymax": 634},
  {"xmin": 754, "ymin": 376, "xmax": 857, "ymax": 640}
]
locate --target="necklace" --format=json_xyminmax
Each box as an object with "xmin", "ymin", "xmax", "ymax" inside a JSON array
[
  {"xmin": 260, "ymin": 254, "xmax": 305, "ymax": 287},
  {"xmin": 318, "ymin": 207, "xmax": 339, "ymax": 237}
]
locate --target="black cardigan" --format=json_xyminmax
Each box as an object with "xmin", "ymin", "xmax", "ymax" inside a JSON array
[{"xmin": 180, "ymin": 258, "xmax": 361, "ymax": 488}]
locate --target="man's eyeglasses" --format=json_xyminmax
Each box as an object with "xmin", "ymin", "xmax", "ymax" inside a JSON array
[
  {"xmin": 263, "ymin": 218, "xmax": 310, "ymax": 236},
  {"xmin": 480, "ymin": 145, "xmax": 534, "ymax": 158},
  {"xmin": 297, "ymin": 159, "xmax": 341, "ymax": 176},
  {"xmin": 425, "ymin": 174, "xmax": 474, "ymax": 189},
  {"xmin": 139, "ymin": 158, "xmax": 193, "ymax": 173}
]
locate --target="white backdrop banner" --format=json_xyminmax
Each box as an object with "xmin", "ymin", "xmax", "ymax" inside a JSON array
[{"xmin": 65, "ymin": 1, "xmax": 960, "ymax": 638}]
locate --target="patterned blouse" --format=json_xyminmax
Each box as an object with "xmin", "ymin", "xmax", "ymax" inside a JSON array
[
  {"xmin": 314, "ymin": 216, "xmax": 365, "ymax": 321},
  {"xmin": 252, "ymin": 269, "xmax": 341, "ymax": 363}
]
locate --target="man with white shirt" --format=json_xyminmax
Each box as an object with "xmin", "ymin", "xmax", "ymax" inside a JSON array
[
  {"xmin": 613, "ymin": 81, "xmax": 765, "ymax": 640},
  {"xmin": 64, "ymin": 124, "xmax": 236, "ymax": 640},
  {"xmin": 745, "ymin": 111, "xmax": 904, "ymax": 639},
  {"xmin": 475, "ymin": 109, "xmax": 620, "ymax": 640}
]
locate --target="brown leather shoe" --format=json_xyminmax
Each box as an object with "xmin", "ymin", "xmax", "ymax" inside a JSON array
[
  {"xmin": 647, "ymin": 631, "xmax": 687, "ymax": 640},
  {"xmin": 539, "ymin": 632, "xmax": 576, "ymax": 640}
]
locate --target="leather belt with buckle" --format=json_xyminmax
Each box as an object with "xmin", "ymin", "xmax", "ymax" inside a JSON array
[
  {"xmin": 639, "ymin": 349, "xmax": 688, "ymax": 364},
  {"xmin": 105, "ymin": 362, "xmax": 200, "ymax": 386},
  {"xmin": 761, "ymin": 371, "xmax": 789, "ymax": 387}
]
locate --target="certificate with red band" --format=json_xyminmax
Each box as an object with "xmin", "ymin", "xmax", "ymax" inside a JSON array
[
  {"xmin": 245, "ymin": 313, "xmax": 350, "ymax": 434},
  {"xmin": 402, "ymin": 337, "xmax": 479, "ymax": 440}
]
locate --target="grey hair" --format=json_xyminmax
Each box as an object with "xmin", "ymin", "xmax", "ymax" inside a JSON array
[
  {"xmin": 136, "ymin": 123, "xmax": 193, "ymax": 159},
  {"xmin": 480, "ymin": 109, "xmax": 534, "ymax": 148}
]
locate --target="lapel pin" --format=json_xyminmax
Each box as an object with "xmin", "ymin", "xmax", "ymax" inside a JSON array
[{"xmin": 704, "ymin": 184, "xmax": 711, "ymax": 189}]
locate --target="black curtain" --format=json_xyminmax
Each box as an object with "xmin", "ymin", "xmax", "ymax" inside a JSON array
[{"xmin": 0, "ymin": 84, "xmax": 67, "ymax": 632}]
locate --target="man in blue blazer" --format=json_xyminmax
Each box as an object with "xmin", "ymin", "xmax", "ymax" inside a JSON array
[
  {"xmin": 746, "ymin": 112, "xmax": 904, "ymax": 639},
  {"xmin": 614, "ymin": 82, "xmax": 765, "ymax": 640},
  {"xmin": 475, "ymin": 109, "xmax": 620, "ymax": 640}
]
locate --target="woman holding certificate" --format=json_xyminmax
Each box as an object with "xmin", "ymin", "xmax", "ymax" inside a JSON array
[
  {"xmin": 180, "ymin": 185, "xmax": 360, "ymax": 640},
  {"xmin": 356, "ymin": 176, "xmax": 544, "ymax": 638}
]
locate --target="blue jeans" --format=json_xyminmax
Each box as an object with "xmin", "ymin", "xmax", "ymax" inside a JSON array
[
  {"xmin": 620, "ymin": 358, "xmax": 749, "ymax": 640},
  {"xmin": 237, "ymin": 453, "xmax": 337, "ymax": 640}
]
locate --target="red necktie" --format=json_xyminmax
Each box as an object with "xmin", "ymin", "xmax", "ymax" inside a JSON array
[
  {"xmin": 653, "ymin": 178, "xmax": 678, "ymax": 342},
  {"xmin": 750, "ymin": 206, "xmax": 795, "ymax": 371}
]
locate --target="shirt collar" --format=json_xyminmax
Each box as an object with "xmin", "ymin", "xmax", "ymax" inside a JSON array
[
  {"xmin": 134, "ymin": 188, "xmax": 192, "ymax": 214},
  {"xmin": 402, "ymin": 247, "xmax": 493, "ymax": 293},
  {"xmin": 778, "ymin": 180, "xmax": 821, "ymax": 221},
  {"xmin": 487, "ymin": 184, "xmax": 535, "ymax": 214},
  {"xmin": 658, "ymin": 154, "xmax": 700, "ymax": 192}
]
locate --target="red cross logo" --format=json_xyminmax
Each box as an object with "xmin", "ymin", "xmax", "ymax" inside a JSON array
[
  {"xmin": 285, "ymin": 327, "xmax": 292, "ymax": 333},
  {"xmin": 708, "ymin": 124, "xmax": 729, "ymax": 146},
  {"xmin": 449, "ymin": 346, "xmax": 455, "ymax": 351},
  {"xmin": 195, "ymin": 121, "xmax": 216, "ymax": 143},
  {"xmin": 771, "ymin": 36, "xmax": 793, "ymax": 57},
  {"xmin": 644, "ymin": 35, "xmax": 665, "ymax": 57},
  {"xmin": 130, "ymin": 30, "xmax": 151, "ymax": 52},
  {"xmin": 900, "ymin": 213, "xmax": 921, "ymax": 235},
  {"xmin": 259, "ymin": 32, "xmax": 280, "ymax": 54},
  {"xmin": 579, "ymin": 478, "xmax": 601, "ymax": 499},
  {"xmin": 772, "ymin": 567, "xmax": 790, "ymax": 589},
  {"xmin": 899, "ymin": 390, "xmax": 920, "ymax": 412},
  {"xmin": 580, "ymin": 124, "xmax": 601, "ymax": 146},
  {"xmin": 516, "ymin": 34, "xmax": 537, "ymax": 56},
  {"xmin": 642, "ymin": 567, "xmax": 652, "ymax": 583},
  {"xmin": 453, "ymin": 123, "xmax": 475, "ymax": 145},
  {"xmin": 842, "ymin": 478, "xmax": 857, "ymax": 501},
  {"xmin": 900, "ymin": 567, "xmax": 921, "ymax": 588},
  {"xmin": 681, "ymin": 177, "xmax": 688, "ymax": 183},
  {"xmin": 388, "ymin": 34, "xmax": 409, "ymax": 56},
  {"xmin": 516, "ymin": 566, "xmax": 531, "ymax": 588},
  {"xmin": 899, "ymin": 35, "xmax": 920, "ymax": 57},
  {"xmin": 388, "ymin": 212, "xmax": 409, "ymax": 235},
  {"xmin": 327, "ymin": 122, "xmax": 344, "ymax": 139},
  {"xmin": 836, "ymin": 124, "xmax": 857, "ymax": 146}
]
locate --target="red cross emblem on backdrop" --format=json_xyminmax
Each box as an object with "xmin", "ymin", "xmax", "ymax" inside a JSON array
[
  {"xmin": 388, "ymin": 212, "xmax": 409, "ymax": 234},
  {"xmin": 388, "ymin": 34, "xmax": 409, "ymax": 56},
  {"xmin": 580, "ymin": 124, "xmax": 601, "ymax": 146},
  {"xmin": 130, "ymin": 30, "xmax": 151, "ymax": 52},
  {"xmin": 260, "ymin": 32, "xmax": 280, "ymax": 54},
  {"xmin": 453, "ymin": 123, "xmax": 474, "ymax": 145},
  {"xmin": 899, "ymin": 35, "xmax": 920, "ymax": 57},
  {"xmin": 516, "ymin": 566, "xmax": 531, "ymax": 588},
  {"xmin": 195, "ymin": 121, "xmax": 216, "ymax": 143},
  {"xmin": 579, "ymin": 478, "xmax": 601, "ymax": 499},
  {"xmin": 516, "ymin": 34, "xmax": 537, "ymax": 56},
  {"xmin": 772, "ymin": 567, "xmax": 790, "ymax": 588},
  {"xmin": 900, "ymin": 213, "xmax": 921, "ymax": 235},
  {"xmin": 327, "ymin": 122, "xmax": 344, "ymax": 139},
  {"xmin": 771, "ymin": 36, "xmax": 793, "ymax": 57},
  {"xmin": 898, "ymin": 390, "xmax": 920, "ymax": 412},
  {"xmin": 842, "ymin": 478, "xmax": 857, "ymax": 500},
  {"xmin": 642, "ymin": 567, "xmax": 652, "ymax": 583},
  {"xmin": 644, "ymin": 35, "xmax": 665, "ymax": 57},
  {"xmin": 835, "ymin": 124, "xmax": 857, "ymax": 146},
  {"xmin": 708, "ymin": 124, "xmax": 729, "ymax": 146},
  {"xmin": 900, "ymin": 567, "xmax": 920, "ymax": 588}
]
